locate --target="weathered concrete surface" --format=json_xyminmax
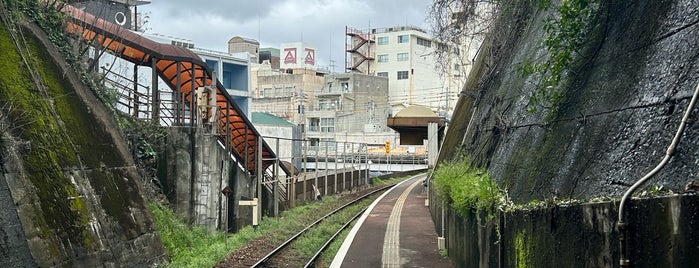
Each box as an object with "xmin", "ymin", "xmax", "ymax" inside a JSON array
[
  {"xmin": 0, "ymin": 18, "xmax": 167, "ymax": 266},
  {"xmin": 158, "ymin": 127, "xmax": 255, "ymax": 232},
  {"xmin": 441, "ymin": 0, "xmax": 699, "ymax": 203},
  {"xmin": 433, "ymin": 0, "xmax": 699, "ymax": 266},
  {"xmin": 430, "ymin": 194, "xmax": 699, "ymax": 267},
  {"xmin": 0, "ymin": 168, "xmax": 34, "ymax": 267}
]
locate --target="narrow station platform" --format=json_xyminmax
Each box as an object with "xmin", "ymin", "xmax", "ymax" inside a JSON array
[{"xmin": 331, "ymin": 174, "xmax": 452, "ymax": 267}]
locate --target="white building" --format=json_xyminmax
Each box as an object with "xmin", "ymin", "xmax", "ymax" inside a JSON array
[
  {"xmin": 305, "ymin": 73, "xmax": 393, "ymax": 150},
  {"xmin": 346, "ymin": 26, "xmax": 460, "ymax": 118}
]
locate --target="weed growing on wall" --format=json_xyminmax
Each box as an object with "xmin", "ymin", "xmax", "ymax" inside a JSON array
[
  {"xmin": 518, "ymin": 0, "xmax": 601, "ymax": 117},
  {"xmin": 433, "ymin": 157, "xmax": 504, "ymax": 218}
]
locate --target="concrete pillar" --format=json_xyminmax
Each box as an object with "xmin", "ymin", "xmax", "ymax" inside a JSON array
[
  {"xmin": 161, "ymin": 127, "xmax": 232, "ymax": 232},
  {"xmin": 428, "ymin": 122, "xmax": 438, "ymax": 169}
]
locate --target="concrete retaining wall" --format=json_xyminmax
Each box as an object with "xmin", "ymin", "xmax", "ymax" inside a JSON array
[
  {"xmin": 430, "ymin": 193, "xmax": 699, "ymax": 267},
  {"xmin": 158, "ymin": 127, "xmax": 254, "ymax": 232}
]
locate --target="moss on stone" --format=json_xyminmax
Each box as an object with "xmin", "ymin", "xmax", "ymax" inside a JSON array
[
  {"xmin": 0, "ymin": 13, "xmax": 104, "ymax": 255},
  {"xmin": 515, "ymin": 231, "xmax": 532, "ymax": 268}
]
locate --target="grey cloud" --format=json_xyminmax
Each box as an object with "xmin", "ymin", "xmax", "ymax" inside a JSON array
[{"xmin": 147, "ymin": 0, "xmax": 286, "ymax": 22}]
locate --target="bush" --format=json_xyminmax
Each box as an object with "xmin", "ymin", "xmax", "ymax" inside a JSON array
[{"xmin": 433, "ymin": 158, "xmax": 503, "ymax": 217}]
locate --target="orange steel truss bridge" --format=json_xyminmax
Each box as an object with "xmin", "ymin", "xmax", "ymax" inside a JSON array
[{"xmin": 60, "ymin": 4, "xmax": 290, "ymax": 177}]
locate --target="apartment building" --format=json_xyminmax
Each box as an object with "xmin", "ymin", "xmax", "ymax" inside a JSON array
[
  {"xmin": 346, "ymin": 26, "xmax": 461, "ymax": 118},
  {"xmin": 246, "ymin": 42, "xmax": 328, "ymax": 126},
  {"xmin": 305, "ymin": 73, "xmax": 392, "ymax": 150},
  {"xmin": 252, "ymin": 64, "xmax": 326, "ymax": 125}
]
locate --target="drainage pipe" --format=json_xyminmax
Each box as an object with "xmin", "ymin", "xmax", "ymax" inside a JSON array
[{"xmin": 617, "ymin": 80, "xmax": 699, "ymax": 267}]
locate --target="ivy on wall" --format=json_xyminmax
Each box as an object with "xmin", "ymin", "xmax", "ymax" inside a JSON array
[{"xmin": 518, "ymin": 0, "xmax": 601, "ymax": 117}]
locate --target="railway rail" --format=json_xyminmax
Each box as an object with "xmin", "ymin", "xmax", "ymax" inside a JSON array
[{"xmin": 250, "ymin": 183, "xmax": 397, "ymax": 268}]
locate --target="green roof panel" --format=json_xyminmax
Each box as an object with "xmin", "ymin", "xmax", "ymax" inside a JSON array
[{"xmin": 251, "ymin": 112, "xmax": 296, "ymax": 127}]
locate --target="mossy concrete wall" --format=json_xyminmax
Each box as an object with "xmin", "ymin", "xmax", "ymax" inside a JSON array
[
  {"xmin": 433, "ymin": 0, "xmax": 699, "ymax": 266},
  {"xmin": 158, "ymin": 127, "xmax": 253, "ymax": 233},
  {"xmin": 0, "ymin": 17, "xmax": 167, "ymax": 267},
  {"xmin": 431, "ymin": 194, "xmax": 699, "ymax": 267},
  {"xmin": 441, "ymin": 0, "xmax": 699, "ymax": 203}
]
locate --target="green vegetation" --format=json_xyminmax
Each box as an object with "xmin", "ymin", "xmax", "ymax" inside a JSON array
[
  {"xmin": 156, "ymin": 173, "xmax": 407, "ymax": 266},
  {"xmin": 433, "ymin": 157, "xmax": 504, "ymax": 218},
  {"xmin": 372, "ymin": 175, "xmax": 408, "ymax": 186},
  {"xmin": 318, "ymin": 224, "xmax": 352, "ymax": 265},
  {"xmin": 515, "ymin": 231, "xmax": 533, "ymax": 268},
  {"xmin": 0, "ymin": 3, "xmax": 95, "ymax": 252},
  {"xmin": 152, "ymin": 175, "xmax": 411, "ymax": 267},
  {"xmin": 439, "ymin": 248, "xmax": 448, "ymax": 257},
  {"xmin": 0, "ymin": 0, "xmax": 161, "ymax": 262},
  {"xmin": 518, "ymin": 0, "xmax": 601, "ymax": 116},
  {"xmin": 150, "ymin": 203, "xmax": 252, "ymax": 267},
  {"xmin": 291, "ymin": 198, "xmax": 373, "ymax": 267}
]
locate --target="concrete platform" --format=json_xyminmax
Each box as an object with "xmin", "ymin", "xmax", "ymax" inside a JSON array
[{"xmin": 331, "ymin": 174, "xmax": 452, "ymax": 267}]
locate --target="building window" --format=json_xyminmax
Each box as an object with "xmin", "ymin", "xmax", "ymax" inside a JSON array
[
  {"xmin": 377, "ymin": 72, "xmax": 388, "ymax": 77},
  {"xmin": 263, "ymin": 88, "xmax": 272, "ymax": 97},
  {"xmin": 320, "ymin": 118, "xmax": 335, "ymax": 133},
  {"xmin": 309, "ymin": 138, "xmax": 319, "ymax": 147},
  {"xmin": 398, "ymin": 35, "xmax": 409, "ymax": 43},
  {"xmin": 284, "ymin": 86, "xmax": 293, "ymax": 96},
  {"xmin": 397, "ymin": 70, "xmax": 409, "ymax": 80},
  {"xmin": 417, "ymin": 37, "xmax": 431, "ymax": 47},
  {"xmin": 397, "ymin": 53, "xmax": 409, "ymax": 61},
  {"xmin": 378, "ymin": 36, "xmax": 388, "ymax": 45},
  {"xmin": 377, "ymin": 54, "xmax": 389, "ymax": 62},
  {"xmin": 320, "ymin": 138, "xmax": 336, "ymax": 150},
  {"xmin": 308, "ymin": 118, "xmax": 320, "ymax": 132}
]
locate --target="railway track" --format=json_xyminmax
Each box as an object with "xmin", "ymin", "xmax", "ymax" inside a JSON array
[{"xmin": 250, "ymin": 183, "xmax": 397, "ymax": 268}]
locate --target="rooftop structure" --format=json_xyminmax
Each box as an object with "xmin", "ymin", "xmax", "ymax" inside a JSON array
[{"xmin": 228, "ymin": 36, "xmax": 260, "ymax": 64}]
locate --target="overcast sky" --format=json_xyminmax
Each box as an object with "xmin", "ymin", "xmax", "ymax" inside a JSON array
[{"xmin": 139, "ymin": 0, "xmax": 432, "ymax": 71}]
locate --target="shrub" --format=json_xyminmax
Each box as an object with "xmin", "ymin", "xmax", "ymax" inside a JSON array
[{"xmin": 433, "ymin": 158, "xmax": 503, "ymax": 217}]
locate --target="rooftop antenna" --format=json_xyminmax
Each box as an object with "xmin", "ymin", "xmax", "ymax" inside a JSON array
[
  {"xmin": 329, "ymin": 35, "xmax": 334, "ymax": 73},
  {"xmin": 258, "ymin": 12, "xmax": 261, "ymax": 45}
]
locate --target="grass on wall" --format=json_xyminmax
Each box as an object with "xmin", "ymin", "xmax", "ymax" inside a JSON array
[{"xmin": 432, "ymin": 157, "xmax": 504, "ymax": 218}]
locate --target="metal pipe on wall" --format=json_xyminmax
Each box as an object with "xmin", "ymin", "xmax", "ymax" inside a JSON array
[{"xmin": 617, "ymin": 80, "xmax": 699, "ymax": 267}]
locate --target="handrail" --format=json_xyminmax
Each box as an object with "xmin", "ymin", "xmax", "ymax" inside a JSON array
[{"xmin": 60, "ymin": 4, "xmax": 290, "ymax": 176}]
